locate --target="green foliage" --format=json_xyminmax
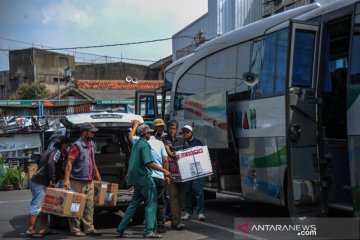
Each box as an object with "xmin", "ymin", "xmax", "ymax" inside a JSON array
[
  {"xmin": 12, "ymin": 82, "xmax": 50, "ymax": 100},
  {"xmin": 0, "ymin": 165, "xmax": 23, "ymax": 186}
]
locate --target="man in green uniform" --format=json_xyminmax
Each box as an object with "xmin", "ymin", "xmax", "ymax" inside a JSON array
[{"xmin": 117, "ymin": 125, "xmax": 171, "ymax": 238}]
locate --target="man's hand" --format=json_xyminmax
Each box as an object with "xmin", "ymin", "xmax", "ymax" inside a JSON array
[
  {"xmin": 163, "ymin": 169, "xmax": 171, "ymax": 178},
  {"xmin": 95, "ymin": 172, "xmax": 101, "ymax": 181},
  {"xmin": 132, "ymin": 119, "xmax": 141, "ymax": 127},
  {"xmin": 49, "ymin": 181, "xmax": 55, "ymax": 188},
  {"xmin": 64, "ymin": 179, "xmax": 71, "ymax": 188}
]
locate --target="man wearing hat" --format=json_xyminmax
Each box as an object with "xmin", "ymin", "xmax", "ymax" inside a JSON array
[
  {"xmin": 26, "ymin": 136, "xmax": 70, "ymax": 238},
  {"xmin": 181, "ymin": 125, "xmax": 206, "ymax": 222},
  {"xmin": 117, "ymin": 125, "xmax": 171, "ymax": 238},
  {"xmin": 64, "ymin": 123, "xmax": 102, "ymax": 237},
  {"xmin": 153, "ymin": 118, "xmax": 166, "ymax": 140}
]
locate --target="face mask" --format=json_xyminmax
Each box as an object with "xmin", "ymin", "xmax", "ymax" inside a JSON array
[{"xmin": 85, "ymin": 132, "xmax": 93, "ymax": 141}]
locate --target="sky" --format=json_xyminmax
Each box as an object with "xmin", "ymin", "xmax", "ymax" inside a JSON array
[{"xmin": 0, "ymin": 0, "xmax": 208, "ymax": 71}]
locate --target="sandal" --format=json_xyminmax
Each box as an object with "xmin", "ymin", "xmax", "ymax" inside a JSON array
[
  {"xmin": 25, "ymin": 230, "xmax": 43, "ymax": 238},
  {"xmin": 38, "ymin": 229, "xmax": 56, "ymax": 235}
]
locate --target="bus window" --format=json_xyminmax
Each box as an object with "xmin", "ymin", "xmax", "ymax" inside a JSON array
[
  {"xmin": 259, "ymin": 32, "xmax": 276, "ymax": 97},
  {"xmin": 205, "ymin": 46, "xmax": 237, "ymax": 94},
  {"xmin": 175, "ymin": 59, "xmax": 206, "ymax": 110},
  {"xmin": 274, "ymin": 29, "xmax": 288, "ymax": 95},
  {"xmin": 236, "ymin": 42, "xmax": 251, "ymax": 95},
  {"xmin": 350, "ymin": 33, "xmax": 360, "ymax": 85},
  {"xmin": 291, "ymin": 30, "xmax": 316, "ymax": 87}
]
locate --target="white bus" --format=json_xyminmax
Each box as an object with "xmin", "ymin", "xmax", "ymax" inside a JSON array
[{"xmin": 164, "ymin": 0, "xmax": 360, "ymax": 217}]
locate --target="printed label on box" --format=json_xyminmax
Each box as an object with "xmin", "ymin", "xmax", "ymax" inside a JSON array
[
  {"xmin": 105, "ymin": 192, "xmax": 113, "ymax": 202},
  {"xmin": 71, "ymin": 202, "xmax": 80, "ymax": 213}
]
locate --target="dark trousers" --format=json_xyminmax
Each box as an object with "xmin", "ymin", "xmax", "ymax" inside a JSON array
[{"xmin": 153, "ymin": 177, "xmax": 165, "ymax": 229}]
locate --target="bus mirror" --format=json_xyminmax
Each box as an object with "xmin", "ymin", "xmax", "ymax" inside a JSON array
[{"xmin": 242, "ymin": 72, "xmax": 259, "ymax": 86}]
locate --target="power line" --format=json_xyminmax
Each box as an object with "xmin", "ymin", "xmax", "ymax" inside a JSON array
[{"xmin": 0, "ymin": 35, "xmax": 194, "ymax": 62}]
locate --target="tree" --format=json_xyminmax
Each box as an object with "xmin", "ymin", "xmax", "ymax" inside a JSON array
[{"xmin": 12, "ymin": 82, "xmax": 50, "ymax": 100}]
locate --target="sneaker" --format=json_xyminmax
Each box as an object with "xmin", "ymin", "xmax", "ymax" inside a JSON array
[
  {"xmin": 181, "ymin": 212, "xmax": 192, "ymax": 220},
  {"xmin": 144, "ymin": 231, "xmax": 162, "ymax": 238},
  {"xmin": 198, "ymin": 213, "xmax": 206, "ymax": 221},
  {"xmin": 171, "ymin": 223, "xmax": 185, "ymax": 231}
]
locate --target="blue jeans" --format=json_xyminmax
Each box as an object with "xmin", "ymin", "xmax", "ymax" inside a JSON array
[{"xmin": 28, "ymin": 180, "xmax": 47, "ymax": 216}]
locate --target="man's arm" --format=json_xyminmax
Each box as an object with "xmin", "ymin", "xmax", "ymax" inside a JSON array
[
  {"xmin": 129, "ymin": 120, "xmax": 141, "ymax": 142},
  {"xmin": 94, "ymin": 160, "xmax": 101, "ymax": 181},
  {"xmin": 146, "ymin": 162, "xmax": 171, "ymax": 178},
  {"xmin": 47, "ymin": 150, "xmax": 60, "ymax": 187},
  {"xmin": 64, "ymin": 157, "xmax": 75, "ymax": 188}
]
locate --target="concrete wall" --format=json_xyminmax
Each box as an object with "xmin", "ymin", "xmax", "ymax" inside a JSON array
[
  {"xmin": 74, "ymin": 62, "xmax": 158, "ymax": 80},
  {"xmin": 9, "ymin": 48, "xmax": 75, "ymax": 96}
]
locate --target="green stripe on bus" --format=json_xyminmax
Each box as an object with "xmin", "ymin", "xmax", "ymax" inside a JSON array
[
  {"xmin": 252, "ymin": 148, "xmax": 287, "ymax": 168},
  {"xmin": 352, "ymin": 186, "xmax": 360, "ymax": 212},
  {"xmin": 347, "ymin": 85, "xmax": 360, "ymax": 110}
]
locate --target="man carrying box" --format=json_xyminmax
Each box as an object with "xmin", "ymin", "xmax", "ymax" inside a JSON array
[
  {"xmin": 64, "ymin": 123, "xmax": 102, "ymax": 237},
  {"xmin": 26, "ymin": 136, "xmax": 70, "ymax": 238},
  {"xmin": 181, "ymin": 125, "xmax": 206, "ymax": 222}
]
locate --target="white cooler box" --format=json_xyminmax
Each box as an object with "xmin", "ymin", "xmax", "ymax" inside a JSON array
[{"xmin": 170, "ymin": 145, "xmax": 213, "ymax": 182}]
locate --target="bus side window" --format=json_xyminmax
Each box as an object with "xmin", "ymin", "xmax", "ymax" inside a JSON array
[{"xmin": 291, "ymin": 30, "xmax": 316, "ymax": 87}]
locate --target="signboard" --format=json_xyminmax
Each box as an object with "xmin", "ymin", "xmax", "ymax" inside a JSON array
[
  {"xmin": 96, "ymin": 100, "xmax": 134, "ymax": 105},
  {"xmin": 0, "ymin": 100, "xmax": 33, "ymax": 106},
  {"xmin": 184, "ymin": 90, "xmax": 228, "ymax": 148},
  {"xmin": 0, "ymin": 134, "xmax": 41, "ymax": 152}
]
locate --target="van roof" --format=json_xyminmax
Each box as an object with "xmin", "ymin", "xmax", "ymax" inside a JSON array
[{"xmin": 64, "ymin": 112, "xmax": 143, "ymax": 125}]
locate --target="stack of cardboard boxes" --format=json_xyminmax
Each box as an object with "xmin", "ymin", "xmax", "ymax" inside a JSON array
[{"xmin": 93, "ymin": 181, "xmax": 118, "ymax": 206}]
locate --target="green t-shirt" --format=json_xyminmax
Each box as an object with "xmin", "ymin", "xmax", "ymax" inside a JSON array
[{"xmin": 127, "ymin": 138, "xmax": 154, "ymax": 186}]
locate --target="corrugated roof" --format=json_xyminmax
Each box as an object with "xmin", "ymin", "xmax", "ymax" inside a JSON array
[
  {"xmin": 80, "ymin": 89, "xmax": 136, "ymax": 100},
  {"xmin": 77, "ymin": 80, "xmax": 163, "ymax": 90}
]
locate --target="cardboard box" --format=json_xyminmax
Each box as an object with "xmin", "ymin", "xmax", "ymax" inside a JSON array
[
  {"xmin": 41, "ymin": 188, "xmax": 86, "ymax": 217},
  {"xmin": 171, "ymin": 146, "xmax": 213, "ymax": 182},
  {"xmin": 94, "ymin": 181, "xmax": 118, "ymax": 206}
]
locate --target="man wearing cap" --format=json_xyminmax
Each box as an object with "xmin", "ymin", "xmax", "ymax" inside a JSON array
[
  {"xmin": 26, "ymin": 136, "xmax": 70, "ymax": 238},
  {"xmin": 181, "ymin": 125, "xmax": 206, "ymax": 222},
  {"xmin": 117, "ymin": 125, "xmax": 171, "ymax": 238},
  {"xmin": 162, "ymin": 120, "xmax": 186, "ymax": 230},
  {"xmin": 153, "ymin": 118, "xmax": 166, "ymax": 140},
  {"xmin": 64, "ymin": 123, "xmax": 102, "ymax": 237},
  {"xmin": 128, "ymin": 120, "xmax": 169, "ymax": 234}
]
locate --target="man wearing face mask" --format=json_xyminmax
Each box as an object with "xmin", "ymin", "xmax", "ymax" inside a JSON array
[{"xmin": 64, "ymin": 123, "xmax": 102, "ymax": 237}]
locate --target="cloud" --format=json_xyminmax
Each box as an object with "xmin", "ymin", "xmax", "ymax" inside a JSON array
[
  {"xmin": 41, "ymin": 0, "xmax": 95, "ymax": 29},
  {"xmin": 104, "ymin": 0, "xmax": 207, "ymax": 28}
]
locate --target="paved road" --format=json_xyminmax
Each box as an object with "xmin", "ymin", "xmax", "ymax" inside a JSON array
[
  {"xmin": 0, "ymin": 189, "xmax": 286, "ymax": 239},
  {"xmin": 0, "ymin": 189, "xmax": 355, "ymax": 239}
]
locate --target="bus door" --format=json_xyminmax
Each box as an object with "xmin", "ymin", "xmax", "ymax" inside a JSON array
[
  {"xmin": 286, "ymin": 20, "xmax": 323, "ymax": 217},
  {"xmin": 135, "ymin": 91, "xmax": 158, "ymax": 122}
]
